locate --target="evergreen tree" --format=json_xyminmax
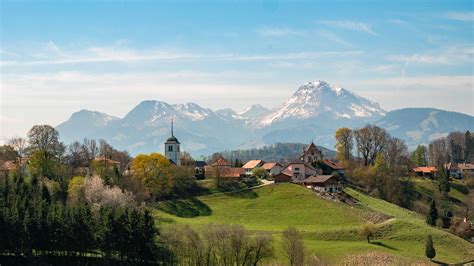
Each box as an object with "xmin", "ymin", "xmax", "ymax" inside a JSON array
[
  {"xmin": 437, "ymin": 164, "xmax": 450, "ymax": 199},
  {"xmin": 425, "ymin": 235, "xmax": 436, "ymax": 261},
  {"xmin": 426, "ymin": 200, "xmax": 438, "ymax": 226}
]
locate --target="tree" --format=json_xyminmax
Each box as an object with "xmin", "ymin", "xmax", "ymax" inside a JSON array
[
  {"xmin": 425, "ymin": 235, "xmax": 436, "ymax": 261},
  {"xmin": 252, "ymin": 167, "xmax": 268, "ymax": 179},
  {"xmin": 412, "ymin": 145, "xmax": 427, "ymax": 167},
  {"xmin": 130, "ymin": 153, "xmax": 173, "ymax": 200},
  {"xmin": 437, "ymin": 164, "xmax": 450, "ymax": 199},
  {"xmin": 282, "ymin": 227, "xmax": 305, "ymax": 266},
  {"xmin": 464, "ymin": 191, "xmax": 474, "ymax": 220},
  {"xmin": 354, "ymin": 125, "xmax": 388, "ymax": 166},
  {"xmin": 335, "ymin": 127, "xmax": 353, "ymax": 163},
  {"xmin": 67, "ymin": 176, "xmax": 85, "ymax": 204},
  {"xmin": 428, "ymin": 139, "xmax": 448, "ymax": 166},
  {"xmin": 27, "ymin": 125, "xmax": 63, "ymax": 157},
  {"xmin": 359, "ymin": 223, "xmax": 376, "ymax": 243},
  {"xmin": 426, "ymin": 200, "xmax": 438, "ymax": 226}
]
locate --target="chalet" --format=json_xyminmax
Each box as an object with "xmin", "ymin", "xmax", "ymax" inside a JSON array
[
  {"xmin": 205, "ymin": 158, "xmax": 232, "ymax": 178},
  {"xmin": 242, "ymin": 159, "xmax": 265, "ymax": 175},
  {"xmin": 301, "ymin": 142, "xmax": 323, "ymax": 164},
  {"xmin": 261, "ymin": 162, "xmax": 283, "ymax": 176},
  {"xmin": 458, "ymin": 163, "xmax": 474, "ymax": 177},
  {"xmin": 219, "ymin": 168, "xmax": 246, "ymax": 182},
  {"xmin": 445, "ymin": 163, "xmax": 462, "ymax": 179},
  {"xmin": 273, "ymin": 172, "xmax": 293, "ymax": 183},
  {"xmin": 413, "ymin": 166, "xmax": 437, "ymax": 179},
  {"xmin": 280, "ymin": 160, "xmax": 320, "ymax": 183},
  {"xmin": 321, "ymin": 159, "xmax": 345, "ymax": 177},
  {"xmin": 303, "ymin": 175, "xmax": 342, "ymax": 193}
]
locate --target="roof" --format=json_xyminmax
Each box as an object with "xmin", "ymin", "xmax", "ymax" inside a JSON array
[
  {"xmin": 220, "ymin": 168, "xmax": 245, "ymax": 178},
  {"xmin": 212, "ymin": 158, "xmax": 231, "ymax": 167},
  {"xmin": 413, "ymin": 166, "xmax": 437, "ymax": 173},
  {"xmin": 165, "ymin": 136, "xmax": 180, "ymax": 144},
  {"xmin": 0, "ymin": 160, "xmax": 17, "ymax": 171},
  {"xmin": 94, "ymin": 157, "xmax": 121, "ymax": 165},
  {"xmin": 242, "ymin": 159, "xmax": 264, "ymax": 169},
  {"xmin": 304, "ymin": 175, "xmax": 335, "ymax": 183},
  {"xmin": 195, "ymin": 161, "xmax": 207, "ymax": 168},
  {"xmin": 305, "ymin": 142, "xmax": 317, "ymax": 152},
  {"xmin": 262, "ymin": 162, "xmax": 281, "ymax": 170},
  {"xmin": 458, "ymin": 163, "xmax": 474, "ymax": 170},
  {"xmin": 322, "ymin": 159, "xmax": 344, "ymax": 170},
  {"xmin": 284, "ymin": 161, "xmax": 318, "ymax": 172}
]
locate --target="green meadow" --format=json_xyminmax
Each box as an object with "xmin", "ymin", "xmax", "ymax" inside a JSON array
[{"xmin": 153, "ymin": 183, "xmax": 474, "ymax": 264}]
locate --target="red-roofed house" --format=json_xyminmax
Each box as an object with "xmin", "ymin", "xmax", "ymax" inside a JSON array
[
  {"xmin": 242, "ymin": 159, "xmax": 265, "ymax": 175},
  {"xmin": 321, "ymin": 159, "xmax": 345, "ymax": 177},
  {"xmin": 261, "ymin": 162, "xmax": 283, "ymax": 176},
  {"xmin": 219, "ymin": 168, "xmax": 246, "ymax": 182},
  {"xmin": 413, "ymin": 166, "xmax": 437, "ymax": 179}
]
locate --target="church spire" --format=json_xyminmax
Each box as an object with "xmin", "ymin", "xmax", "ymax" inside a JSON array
[{"xmin": 171, "ymin": 116, "xmax": 174, "ymax": 137}]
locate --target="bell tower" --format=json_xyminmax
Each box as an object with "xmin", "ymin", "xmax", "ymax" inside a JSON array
[{"xmin": 164, "ymin": 117, "xmax": 181, "ymax": 165}]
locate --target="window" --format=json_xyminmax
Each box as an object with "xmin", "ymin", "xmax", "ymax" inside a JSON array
[
  {"xmin": 177, "ymin": 146, "xmax": 180, "ymax": 152},
  {"xmin": 168, "ymin": 146, "xmax": 173, "ymax": 152}
]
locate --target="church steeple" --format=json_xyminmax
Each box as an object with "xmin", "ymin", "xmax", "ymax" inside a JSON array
[{"xmin": 165, "ymin": 116, "xmax": 181, "ymax": 165}]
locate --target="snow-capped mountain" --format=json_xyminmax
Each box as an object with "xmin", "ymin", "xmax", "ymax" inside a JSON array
[
  {"xmin": 257, "ymin": 81, "xmax": 385, "ymax": 126},
  {"xmin": 56, "ymin": 80, "xmax": 472, "ymax": 156},
  {"xmin": 238, "ymin": 104, "xmax": 270, "ymax": 119}
]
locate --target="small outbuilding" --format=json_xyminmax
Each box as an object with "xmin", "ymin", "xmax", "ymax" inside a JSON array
[{"xmin": 303, "ymin": 175, "xmax": 342, "ymax": 193}]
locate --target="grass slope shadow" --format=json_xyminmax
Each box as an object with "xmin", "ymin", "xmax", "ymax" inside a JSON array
[{"xmin": 156, "ymin": 198, "xmax": 212, "ymax": 218}]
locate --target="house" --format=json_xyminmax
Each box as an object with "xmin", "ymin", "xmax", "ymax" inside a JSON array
[
  {"xmin": 458, "ymin": 163, "xmax": 474, "ymax": 177},
  {"xmin": 205, "ymin": 158, "xmax": 232, "ymax": 179},
  {"xmin": 301, "ymin": 142, "xmax": 323, "ymax": 164},
  {"xmin": 273, "ymin": 172, "xmax": 293, "ymax": 183},
  {"xmin": 445, "ymin": 163, "xmax": 462, "ymax": 179},
  {"xmin": 261, "ymin": 162, "xmax": 283, "ymax": 176},
  {"xmin": 303, "ymin": 175, "xmax": 342, "ymax": 193},
  {"xmin": 413, "ymin": 166, "xmax": 437, "ymax": 179},
  {"xmin": 211, "ymin": 158, "xmax": 232, "ymax": 168},
  {"xmin": 194, "ymin": 161, "xmax": 207, "ymax": 180},
  {"xmin": 242, "ymin": 159, "xmax": 265, "ymax": 175},
  {"xmin": 321, "ymin": 159, "xmax": 345, "ymax": 177},
  {"xmin": 219, "ymin": 168, "xmax": 246, "ymax": 182},
  {"xmin": 280, "ymin": 161, "xmax": 320, "ymax": 183}
]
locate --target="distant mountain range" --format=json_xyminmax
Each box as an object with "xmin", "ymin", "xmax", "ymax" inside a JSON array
[{"xmin": 56, "ymin": 80, "xmax": 474, "ymax": 156}]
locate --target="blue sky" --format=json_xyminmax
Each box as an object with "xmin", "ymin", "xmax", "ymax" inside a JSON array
[{"xmin": 1, "ymin": 0, "xmax": 473, "ymax": 140}]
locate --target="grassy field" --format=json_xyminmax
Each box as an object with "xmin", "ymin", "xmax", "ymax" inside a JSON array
[
  {"xmin": 409, "ymin": 177, "xmax": 469, "ymax": 216},
  {"xmin": 153, "ymin": 183, "xmax": 474, "ymax": 264}
]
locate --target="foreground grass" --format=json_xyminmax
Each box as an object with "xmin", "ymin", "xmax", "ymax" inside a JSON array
[{"xmin": 153, "ymin": 183, "xmax": 474, "ymax": 264}]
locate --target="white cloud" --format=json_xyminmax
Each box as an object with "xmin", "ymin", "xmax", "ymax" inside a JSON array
[
  {"xmin": 445, "ymin": 12, "xmax": 474, "ymax": 21},
  {"xmin": 386, "ymin": 46, "xmax": 474, "ymax": 65},
  {"xmin": 316, "ymin": 30, "xmax": 353, "ymax": 47},
  {"xmin": 0, "ymin": 44, "xmax": 363, "ymax": 66},
  {"xmin": 257, "ymin": 26, "xmax": 304, "ymax": 37},
  {"xmin": 318, "ymin": 20, "xmax": 377, "ymax": 35}
]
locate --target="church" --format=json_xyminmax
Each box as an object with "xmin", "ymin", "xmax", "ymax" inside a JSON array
[{"xmin": 164, "ymin": 119, "xmax": 181, "ymax": 165}]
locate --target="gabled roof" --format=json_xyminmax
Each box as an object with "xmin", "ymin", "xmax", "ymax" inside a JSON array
[
  {"xmin": 323, "ymin": 159, "xmax": 344, "ymax": 170},
  {"xmin": 262, "ymin": 162, "xmax": 281, "ymax": 170},
  {"xmin": 413, "ymin": 166, "xmax": 437, "ymax": 173},
  {"xmin": 304, "ymin": 175, "xmax": 335, "ymax": 183},
  {"xmin": 195, "ymin": 161, "xmax": 207, "ymax": 168},
  {"xmin": 242, "ymin": 159, "xmax": 264, "ymax": 169},
  {"xmin": 284, "ymin": 161, "xmax": 318, "ymax": 172},
  {"xmin": 305, "ymin": 142, "xmax": 317, "ymax": 152},
  {"xmin": 212, "ymin": 158, "xmax": 232, "ymax": 167},
  {"xmin": 220, "ymin": 168, "xmax": 245, "ymax": 178},
  {"xmin": 458, "ymin": 163, "xmax": 474, "ymax": 170}
]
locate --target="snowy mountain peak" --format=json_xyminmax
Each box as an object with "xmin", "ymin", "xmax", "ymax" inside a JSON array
[
  {"xmin": 239, "ymin": 104, "xmax": 270, "ymax": 119},
  {"xmin": 257, "ymin": 80, "xmax": 385, "ymax": 126}
]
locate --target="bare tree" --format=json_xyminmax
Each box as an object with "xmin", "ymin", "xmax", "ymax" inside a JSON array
[
  {"xmin": 429, "ymin": 138, "xmax": 448, "ymax": 166},
  {"xmin": 282, "ymin": 227, "xmax": 305, "ymax": 266},
  {"xmin": 67, "ymin": 141, "xmax": 85, "ymax": 172},
  {"xmin": 385, "ymin": 137, "xmax": 409, "ymax": 176},
  {"xmin": 8, "ymin": 137, "xmax": 27, "ymax": 158},
  {"xmin": 354, "ymin": 127, "xmax": 373, "ymax": 166}
]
